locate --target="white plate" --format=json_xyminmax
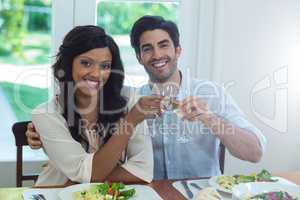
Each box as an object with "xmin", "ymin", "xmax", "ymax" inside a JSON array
[
  {"xmin": 232, "ymin": 182, "xmax": 300, "ymax": 200},
  {"xmin": 208, "ymin": 176, "xmax": 233, "ymax": 194},
  {"xmin": 58, "ymin": 183, "xmax": 163, "ymax": 200},
  {"xmin": 208, "ymin": 175, "xmax": 287, "ymax": 195}
]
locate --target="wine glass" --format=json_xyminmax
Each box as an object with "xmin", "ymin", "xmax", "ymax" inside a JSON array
[
  {"xmin": 160, "ymin": 84, "xmax": 193, "ymax": 143},
  {"xmin": 160, "ymin": 84, "xmax": 180, "ymax": 112}
]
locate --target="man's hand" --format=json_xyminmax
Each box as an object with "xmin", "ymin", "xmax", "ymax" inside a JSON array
[
  {"xmin": 26, "ymin": 122, "xmax": 43, "ymax": 149},
  {"xmin": 179, "ymin": 96, "xmax": 211, "ymax": 122}
]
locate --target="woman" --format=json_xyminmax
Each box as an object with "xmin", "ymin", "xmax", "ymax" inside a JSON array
[{"xmin": 32, "ymin": 25, "xmax": 161, "ymax": 186}]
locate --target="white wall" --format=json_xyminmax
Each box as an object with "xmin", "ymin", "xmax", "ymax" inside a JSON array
[
  {"xmin": 0, "ymin": 0, "xmax": 73, "ymax": 187},
  {"xmin": 210, "ymin": 0, "xmax": 300, "ymax": 174}
]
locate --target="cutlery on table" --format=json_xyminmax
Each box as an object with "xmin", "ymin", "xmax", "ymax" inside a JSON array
[
  {"xmin": 190, "ymin": 182, "xmax": 202, "ymax": 191},
  {"xmin": 31, "ymin": 194, "xmax": 46, "ymax": 200},
  {"xmin": 181, "ymin": 180, "xmax": 193, "ymax": 199}
]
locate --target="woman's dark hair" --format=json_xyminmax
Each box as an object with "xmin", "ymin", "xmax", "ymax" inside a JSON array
[
  {"xmin": 130, "ymin": 15, "xmax": 180, "ymax": 55},
  {"xmin": 53, "ymin": 25, "xmax": 127, "ymax": 146}
]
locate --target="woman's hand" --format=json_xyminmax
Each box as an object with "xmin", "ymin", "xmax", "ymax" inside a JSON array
[
  {"xmin": 126, "ymin": 95, "xmax": 163, "ymax": 126},
  {"xmin": 25, "ymin": 122, "xmax": 43, "ymax": 149},
  {"xmin": 63, "ymin": 179, "xmax": 78, "ymax": 187}
]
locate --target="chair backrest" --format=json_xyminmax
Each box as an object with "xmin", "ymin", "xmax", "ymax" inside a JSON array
[
  {"xmin": 12, "ymin": 121, "xmax": 38, "ymax": 187},
  {"xmin": 219, "ymin": 143, "xmax": 226, "ymax": 174}
]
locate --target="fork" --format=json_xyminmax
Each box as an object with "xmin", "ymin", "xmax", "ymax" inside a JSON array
[
  {"xmin": 181, "ymin": 180, "xmax": 194, "ymax": 199},
  {"xmin": 31, "ymin": 194, "xmax": 46, "ymax": 200},
  {"xmin": 190, "ymin": 182, "xmax": 202, "ymax": 190}
]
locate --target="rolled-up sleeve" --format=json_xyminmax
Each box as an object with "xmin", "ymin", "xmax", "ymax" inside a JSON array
[
  {"xmin": 32, "ymin": 106, "xmax": 94, "ymax": 184},
  {"xmin": 217, "ymin": 86, "xmax": 267, "ymax": 153}
]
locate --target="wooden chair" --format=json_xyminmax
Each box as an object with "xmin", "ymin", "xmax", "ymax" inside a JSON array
[
  {"xmin": 12, "ymin": 121, "xmax": 39, "ymax": 187},
  {"xmin": 219, "ymin": 143, "xmax": 226, "ymax": 174}
]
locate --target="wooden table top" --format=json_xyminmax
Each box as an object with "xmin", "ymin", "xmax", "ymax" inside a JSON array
[
  {"xmin": 34, "ymin": 171, "xmax": 300, "ymax": 200},
  {"xmin": 149, "ymin": 179, "xmax": 186, "ymax": 200},
  {"xmin": 149, "ymin": 171, "xmax": 300, "ymax": 200}
]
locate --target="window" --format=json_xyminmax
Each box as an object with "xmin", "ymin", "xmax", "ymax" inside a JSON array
[
  {"xmin": 72, "ymin": 0, "xmax": 212, "ymax": 83},
  {"xmin": 97, "ymin": 0, "xmax": 180, "ymax": 87},
  {"xmin": 0, "ymin": 0, "xmax": 51, "ymax": 161}
]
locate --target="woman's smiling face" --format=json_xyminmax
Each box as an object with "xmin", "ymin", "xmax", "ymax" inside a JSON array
[{"xmin": 72, "ymin": 47, "xmax": 112, "ymax": 98}]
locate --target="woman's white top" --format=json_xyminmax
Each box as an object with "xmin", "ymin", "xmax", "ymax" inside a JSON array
[{"xmin": 32, "ymin": 95, "xmax": 153, "ymax": 186}]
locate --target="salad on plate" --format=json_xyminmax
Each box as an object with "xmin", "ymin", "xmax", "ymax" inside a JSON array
[
  {"xmin": 212, "ymin": 169, "xmax": 278, "ymax": 192},
  {"xmin": 247, "ymin": 191, "xmax": 298, "ymax": 200},
  {"xmin": 73, "ymin": 182, "xmax": 136, "ymax": 200}
]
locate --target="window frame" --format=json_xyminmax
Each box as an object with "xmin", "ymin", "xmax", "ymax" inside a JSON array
[{"xmin": 52, "ymin": 0, "xmax": 217, "ymax": 81}]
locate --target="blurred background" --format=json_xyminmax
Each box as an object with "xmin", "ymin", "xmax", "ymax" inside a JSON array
[{"xmin": 0, "ymin": 0, "xmax": 179, "ymax": 121}]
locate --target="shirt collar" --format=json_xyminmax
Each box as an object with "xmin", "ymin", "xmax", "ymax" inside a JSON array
[{"xmin": 177, "ymin": 68, "xmax": 192, "ymax": 100}]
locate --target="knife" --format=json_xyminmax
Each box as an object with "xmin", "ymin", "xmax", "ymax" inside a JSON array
[
  {"xmin": 181, "ymin": 180, "xmax": 193, "ymax": 199},
  {"xmin": 190, "ymin": 182, "xmax": 202, "ymax": 190}
]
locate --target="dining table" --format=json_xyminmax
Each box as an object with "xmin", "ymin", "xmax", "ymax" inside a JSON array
[
  {"xmin": 1, "ymin": 171, "xmax": 300, "ymax": 200},
  {"xmin": 149, "ymin": 171, "xmax": 300, "ymax": 200},
  {"xmin": 151, "ymin": 172, "xmax": 300, "ymax": 200}
]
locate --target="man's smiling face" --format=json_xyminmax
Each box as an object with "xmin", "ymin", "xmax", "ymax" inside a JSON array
[{"xmin": 137, "ymin": 29, "xmax": 181, "ymax": 83}]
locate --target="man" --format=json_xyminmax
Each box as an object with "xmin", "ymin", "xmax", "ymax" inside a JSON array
[
  {"xmin": 130, "ymin": 15, "xmax": 266, "ymax": 179},
  {"xmin": 27, "ymin": 15, "xmax": 266, "ymax": 180}
]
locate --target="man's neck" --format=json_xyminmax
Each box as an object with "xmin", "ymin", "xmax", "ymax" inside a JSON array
[{"xmin": 150, "ymin": 70, "xmax": 181, "ymax": 89}]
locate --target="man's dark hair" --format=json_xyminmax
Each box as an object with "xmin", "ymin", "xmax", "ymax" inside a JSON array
[{"xmin": 130, "ymin": 15, "xmax": 180, "ymax": 54}]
